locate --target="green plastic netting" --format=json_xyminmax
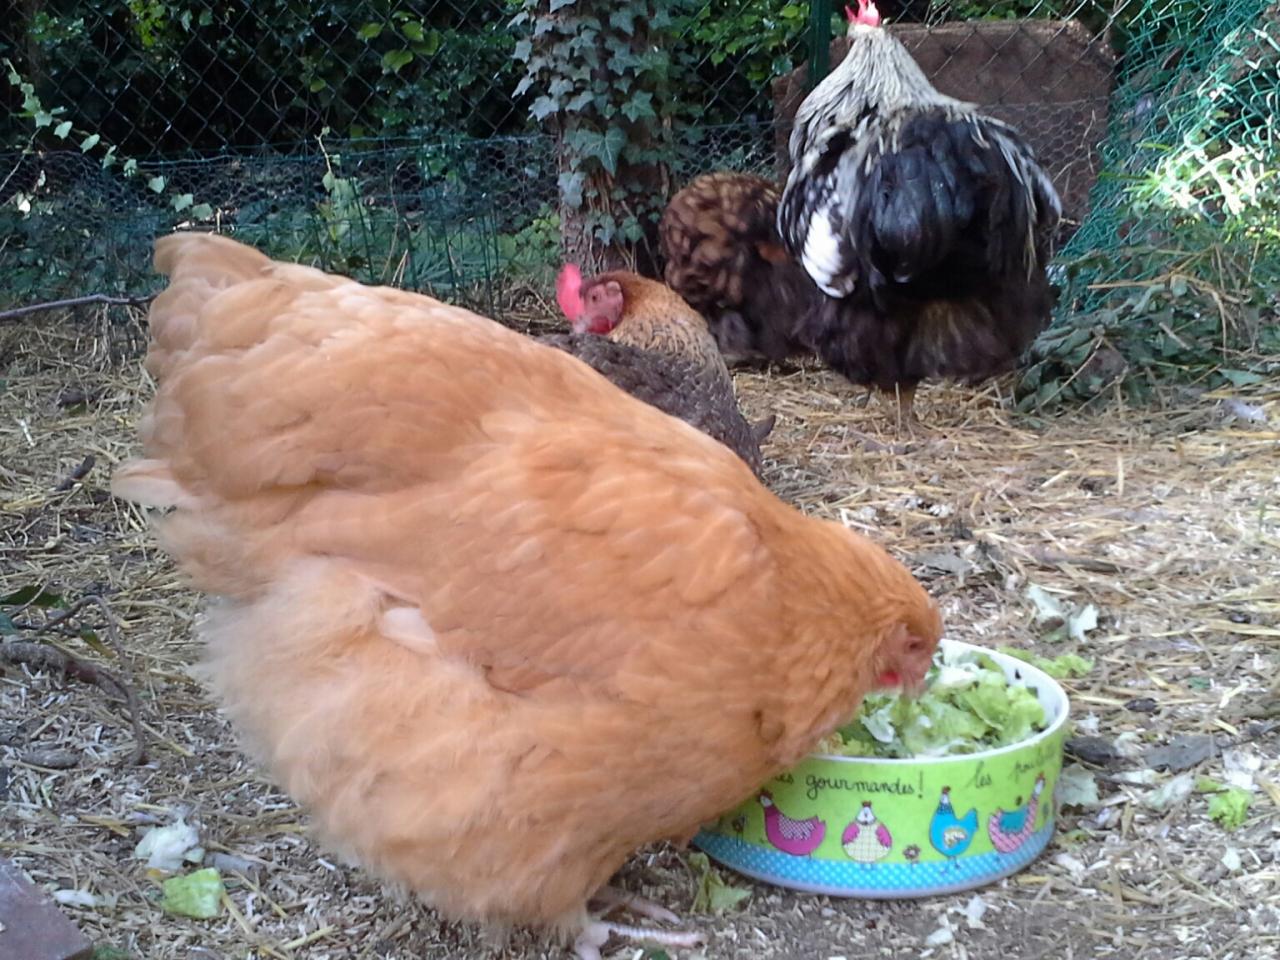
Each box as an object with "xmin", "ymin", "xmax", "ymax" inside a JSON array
[{"xmin": 1022, "ymin": 0, "xmax": 1280, "ymax": 405}]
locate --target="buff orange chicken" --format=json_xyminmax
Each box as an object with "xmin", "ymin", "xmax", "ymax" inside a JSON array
[{"xmin": 112, "ymin": 233, "xmax": 942, "ymax": 958}]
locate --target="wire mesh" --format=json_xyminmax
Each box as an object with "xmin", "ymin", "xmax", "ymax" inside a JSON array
[{"xmin": 2, "ymin": 0, "xmax": 1276, "ymax": 369}]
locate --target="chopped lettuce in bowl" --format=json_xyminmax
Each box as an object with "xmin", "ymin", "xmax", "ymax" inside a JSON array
[{"xmin": 817, "ymin": 646, "xmax": 1054, "ymax": 759}]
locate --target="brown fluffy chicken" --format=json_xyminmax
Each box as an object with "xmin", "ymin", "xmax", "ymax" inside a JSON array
[
  {"xmin": 542, "ymin": 264, "xmax": 774, "ymax": 477},
  {"xmin": 659, "ymin": 172, "xmax": 820, "ymax": 366},
  {"xmin": 777, "ymin": 0, "xmax": 1062, "ymax": 432},
  {"xmin": 112, "ymin": 233, "xmax": 942, "ymax": 959}
]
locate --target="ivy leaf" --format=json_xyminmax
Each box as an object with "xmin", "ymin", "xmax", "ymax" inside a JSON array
[
  {"xmin": 147, "ymin": 175, "xmax": 166, "ymax": 194},
  {"xmin": 382, "ymin": 49, "xmax": 414, "ymax": 73},
  {"xmin": 595, "ymin": 127, "xmax": 627, "ymax": 175},
  {"xmin": 513, "ymin": 39, "xmax": 532, "ymax": 62},
  {"xmin": 558, "ymin": 170, "xmax": 585, "ymax": 208},
  {"xmin": 191, "ymin": 203, "xmax": 214, "ymax": 219},
  {"xmin": 400, "ymin": 21, "xmax": 425, "ymax": 42},
  {"xmin": 549, "ymin": 0, "xmax": 576, "ymax": 11},
  {"xmin": 620, "ymin": 90, "xmax": 655, "ymax": 122},
  {"xmin": 123, "ymin": 158, "xmax": 138, "ymax": 176},
  {"xmin": 608, "ymin": 9, "xmax": 636, "ymax": 34},
  {"xmin": 565, "ymin": 127, "xmax": 626, "ymax": 175},
  {"xmin": 357, "ymin": 22, "xmax": 383, "ymax": 40},
  {"xmin": 79, "ymin": 133, "xmax": 100, "ymax": 152},
  {"xmin": 171, "ymin": 193, "xmax": 194, "ymax": 212},
  {"xmin": 513, "ymin": 74, "xmax": 535, "ymax": 98},
  {"xmin": 309, "ymin": 78, "xmax": 327, "ymax": 92},
  {"xmin": 33, "ymin": 110, "xmax": 53, "ymax": 128},
  {"xmin": 565, "ymin": 90, "xmax": 594, "ymax": 113},
  {"xmin": 53, "ymin": 119, "xmax": 73, "ymax": 139},
  {"xmin": 529, "ymin": 95, "xmax": 558, "ymax": 121}
]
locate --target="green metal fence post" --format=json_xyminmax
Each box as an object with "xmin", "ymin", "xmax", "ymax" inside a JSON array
[{"xmin": 807, "ymin": 0, "xmax": 833, "ymax": 89}]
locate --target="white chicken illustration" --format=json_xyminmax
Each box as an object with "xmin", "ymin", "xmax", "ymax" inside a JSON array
[{"xmin": 840, "ymin": 800, "xmax": 893, "ymax": 863}]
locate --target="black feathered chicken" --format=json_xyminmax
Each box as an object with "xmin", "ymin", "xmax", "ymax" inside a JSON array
[{"xmin": 778, "ymin": 0, "xmax": 1061, "ymax": 432}]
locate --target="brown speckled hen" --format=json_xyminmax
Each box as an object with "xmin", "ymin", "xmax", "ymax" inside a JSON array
[
  {"xmin": 543, "ymin": 265, "xmax": 774, "ymax": 477},
  {"xmin": 111, "ymin": 232, "xmax": 943, "ymax": 960},
  {"xmin": 659, "ymin": 172, "xmax": 821, "ymax": 366}
]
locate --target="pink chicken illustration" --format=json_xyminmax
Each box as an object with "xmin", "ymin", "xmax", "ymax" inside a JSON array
[
  {"xmin": 841, "ymin": 801, "xmax": 893, "ymax": 863},
  {"xmin": 987, "ymin": 774, "xmax": 1046, "ymax": 854},
  {"xmin": 758, "ymin": 790, "xmax": 826, "ymax": 857}
]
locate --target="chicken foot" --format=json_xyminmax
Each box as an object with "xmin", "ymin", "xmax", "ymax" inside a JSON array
[
  {"xmin": 589, "ymin": 885, "xmax": 681, "ymax": 924},
  {"xmin": 574, "ymin": 920, "xmax": 705, "ymax": 960},
  {"xmin": 575, "ymin": 886, "xmax": 704, "ymax": 959}
]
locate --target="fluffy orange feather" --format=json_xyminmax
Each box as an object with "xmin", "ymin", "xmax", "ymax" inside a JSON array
[{"xmin": 112, "ymin": 233, "xmax": 942, "ymax": 954}]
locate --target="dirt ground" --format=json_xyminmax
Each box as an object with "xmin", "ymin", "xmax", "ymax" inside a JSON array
[{"xmin": 2, "ymin": 309, "xmax": 1279, "ymax": 960}]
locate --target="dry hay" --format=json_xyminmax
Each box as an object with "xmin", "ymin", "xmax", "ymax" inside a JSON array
[{"xmin": 2, "ymin": 303, "xmax": 1279, "ymax": 960}]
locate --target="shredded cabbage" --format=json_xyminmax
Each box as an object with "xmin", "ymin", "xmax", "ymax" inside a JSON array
[{"xmin": 820, "ymin": 647, "xmax": 1056, "ymax": 759}]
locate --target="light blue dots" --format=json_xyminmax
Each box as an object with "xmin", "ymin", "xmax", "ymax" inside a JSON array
[{"xmin": 693, "ymin": 821, "xmax": 1055, "ymax": 899}]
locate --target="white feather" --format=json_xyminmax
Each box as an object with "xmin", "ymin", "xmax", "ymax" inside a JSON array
[
  {"xmin": 380, "ymin": 605, "xmax": 438, "ymax": 654},
  {"xmin": 800, "ymin": 209, "xmax": 848, "ymax": 297}
]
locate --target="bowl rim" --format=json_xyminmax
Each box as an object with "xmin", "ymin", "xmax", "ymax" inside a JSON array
[{"xmin": 807, "ymin": 637, "xmax": 1071, "ymax": 766}]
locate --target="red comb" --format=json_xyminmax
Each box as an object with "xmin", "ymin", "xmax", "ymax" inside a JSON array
[
  {"xmin": 848, "ymin": 0, "xmax": 881, "ymax": 25},
  {"xmin": 556, "ymin": 263, "xmax": 583, "ymax": 322}
]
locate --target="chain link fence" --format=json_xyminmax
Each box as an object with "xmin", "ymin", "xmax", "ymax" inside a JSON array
[
  {"xmin": 2, "ymin": 0, "xmax": 1277, "ymax": 395},
  {"xmin": 2, "ymin": 1, "xmax": 824, "ymax": 311}
]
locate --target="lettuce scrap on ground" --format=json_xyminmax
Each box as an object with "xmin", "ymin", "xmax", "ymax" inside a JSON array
[
  {"xmin": 1197, "ymin": 778, "xmax": 1254, "ymax": 830},
  {"xmin": 817, "ymin": 647, "xmax": 1061, "ymax": 759},
  {"xmin": 160, "ymin": 868, "xmax": 224, "ymax": 919},
  {"xmin": 1207, "ymin": 788, "xmax": 1252, "ymax": 830},
  {"xmin": 688, "ymin": 852, "xmax": 751, "ymax": 914}
]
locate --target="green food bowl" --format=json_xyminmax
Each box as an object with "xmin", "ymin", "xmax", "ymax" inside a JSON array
[{"xmin": 693, "ymin": 640, "xmax": 1069, "ymax": 898}]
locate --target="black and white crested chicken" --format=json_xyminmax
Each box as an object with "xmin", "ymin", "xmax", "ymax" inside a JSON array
[
  {"xmin": 778, "ymin": 0, "xmax": 1062, "ymax": 432},
  {"xmin": 659, "ymin": 172, "xmax": 821, "ymax": 366}
]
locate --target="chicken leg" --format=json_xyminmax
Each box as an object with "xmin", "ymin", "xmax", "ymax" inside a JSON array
[
  {"xmin": 576, "ymin": 886, "xmax": 705, "ymax": 959},
  {"xmin": 589, "ymin": 885, "xmax": 682, "ymax": 924},
  {"xmin": 880, "ymin": 383, "xmax": 934, "ymax": 438}
]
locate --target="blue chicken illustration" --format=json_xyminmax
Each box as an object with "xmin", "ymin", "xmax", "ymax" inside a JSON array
[{"xmin": 929, "ymin": 786, "xmax": 978, "ymax": 867}]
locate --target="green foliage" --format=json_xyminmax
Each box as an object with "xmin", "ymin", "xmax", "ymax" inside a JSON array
[
  {"xmin": 1019, "ymin": 268, "xmax": 1279, "ymax": 409},
  {"xmin": 1, "ymin": 55, "xmax": 226, "ymax": 300},
  {"xmin": 671, "ymin": 2, "xmax": 818, "ymax": 125},
  {"xmin": 1023, "ymin": 1, "xmax": 1280, "ymax": 408},
  {"xmin": 514, "ymin": 0, "xmax": 683, "ymax": 262},
  {"xmin": 219, "ymin": 132, "xmax": 562, "ymax": 295},
  {"xmin": 3, "ymin": 0, "xmax": 526, "ymax": 151}
]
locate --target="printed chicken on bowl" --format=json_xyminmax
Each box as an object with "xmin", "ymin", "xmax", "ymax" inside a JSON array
[{"xmin": 694, "ymin": 639, "xmax": 1069, "ymax": 898}]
